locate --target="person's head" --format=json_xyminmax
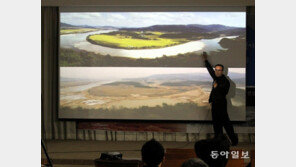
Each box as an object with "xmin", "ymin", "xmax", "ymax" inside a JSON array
[
  {"xmin": 194, "ymin": 135, "xmax": 230, "ymax": 167},
  {"xmin": 214, "ymin": 64, "xmax": 224, "ymax": 77},
  {"xmin": 141, "ymin": 139, "xmax": 165, "ymax": 167},
  {"xmin": 181, "ymin": 158, "xmax": 209, "ymax": 167}
]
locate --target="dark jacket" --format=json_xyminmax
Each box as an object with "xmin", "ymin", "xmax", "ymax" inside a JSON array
[{"xmin": 205, "ymin": 60, "xmax": 230, "ymax": 103}]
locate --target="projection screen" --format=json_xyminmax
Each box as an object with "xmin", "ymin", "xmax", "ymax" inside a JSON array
[{"xmin": 59, "ymin": 8, "xmax": 246, "ymax": 121}]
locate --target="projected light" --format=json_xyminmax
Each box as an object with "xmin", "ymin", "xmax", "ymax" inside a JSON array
[{"xmin": 59, "ymin": 12, "xmax": 246, "ymax": 121}]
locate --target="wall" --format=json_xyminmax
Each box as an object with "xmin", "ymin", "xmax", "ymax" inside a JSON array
[
  {"xmin": 42, "ymin": 0, "xmax": 255, "ymax": 7},
  {"xmin": 41, "ymin": 5, "xmax": 255, "ymax": 141}
]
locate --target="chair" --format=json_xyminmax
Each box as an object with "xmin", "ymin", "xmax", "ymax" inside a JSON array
[
  {"xmin": 162, "ymin": 148, "xmax": 196, "ymax": 167},
  {"xmin": 225, "ymin": 149, "xmax": 245, "ymax": 167}
]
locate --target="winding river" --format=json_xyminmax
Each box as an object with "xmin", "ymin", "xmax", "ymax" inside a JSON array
[{"xmin": 60, "ymin": 29, "xmax": 237, "ymax": 59}]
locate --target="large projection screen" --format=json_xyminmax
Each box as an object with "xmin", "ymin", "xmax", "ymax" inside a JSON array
[{"xmin": 59, "ymin": 8, "xmax": 246, "ymax": 121}]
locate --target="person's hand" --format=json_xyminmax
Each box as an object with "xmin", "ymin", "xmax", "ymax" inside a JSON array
[
  {"xmin": 202, "ymin": 52, "xmax": 208, "ymax": 61},
  {"xmin": 213, "ymin": 81, "xmax": 218, "ymax": 88}
]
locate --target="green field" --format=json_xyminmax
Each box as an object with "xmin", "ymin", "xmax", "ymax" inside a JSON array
[
  {"xmin": 87, "ymin": 31, "xmax": 189, "ymax": 49},
  {"xmin": 60, "ymin": 28, "xmax": 99, "ymax": 35}
]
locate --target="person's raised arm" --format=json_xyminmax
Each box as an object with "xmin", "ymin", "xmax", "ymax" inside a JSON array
[{"xmin": 202, "ymin": 52, "xmax": 216, "ymax": 80}]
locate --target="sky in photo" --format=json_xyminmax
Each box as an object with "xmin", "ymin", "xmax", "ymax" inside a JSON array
[{"xmin": 61, "ymin": 12, "xmax": 246, "ymax": 28}]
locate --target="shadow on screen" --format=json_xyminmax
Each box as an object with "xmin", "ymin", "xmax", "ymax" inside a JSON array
[{"xmin": 224, "ymin": 67, "xmax": 236, "ymax": 116}]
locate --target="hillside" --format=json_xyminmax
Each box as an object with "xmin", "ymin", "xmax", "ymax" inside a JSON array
[{"xmin": 120, "ymin": 24, "xmax": 243, "ymax": 33}]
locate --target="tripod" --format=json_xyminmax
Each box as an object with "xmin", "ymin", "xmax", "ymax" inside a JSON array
[{"xmin": 41, "ymin": 139, "xmax": 52, "ymax": 167}]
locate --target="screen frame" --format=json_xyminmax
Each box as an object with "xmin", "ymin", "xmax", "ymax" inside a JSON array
[{"xmin": 57, "ymin": 6, "xmax": 247, "ymax": 122}]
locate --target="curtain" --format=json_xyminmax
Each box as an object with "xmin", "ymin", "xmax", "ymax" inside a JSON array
[{"xmin": 42, "ymin": 7, "xmax": 76, "ymax": 140}]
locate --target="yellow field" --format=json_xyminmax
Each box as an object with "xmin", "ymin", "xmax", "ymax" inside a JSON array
[
  {"xmin": 60, "ymin": 28, "xmax": 98, "ymax": 35},
  {"xmin": 87, "ymin": 31, "xmax": 189, "ymax": 49}
]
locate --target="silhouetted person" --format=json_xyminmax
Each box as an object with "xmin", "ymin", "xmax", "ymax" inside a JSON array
[
  {"xmin": 194, "ymin": 135, "xmax": 230, "ymax": 167},
  {"xmin": 202, "ymin": 52, "xmax": 238, "ymax": 146},
  {"xmin": 181, "ymin": 158, "xmax": 209, "ymax": 167},
  {"xmin": 141, "ymin": 139, "xmax": 165, "ymax": 167}
]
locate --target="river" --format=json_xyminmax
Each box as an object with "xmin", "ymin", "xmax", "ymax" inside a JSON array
[{"xmin": 60, "ymin": 29, "xmax": 237, "ymax": 58}]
